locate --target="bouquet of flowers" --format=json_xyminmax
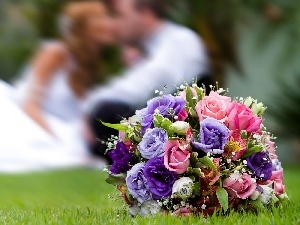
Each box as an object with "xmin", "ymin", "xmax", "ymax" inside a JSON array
[{"xmin": 103, "ymin": 83, "xmax": 288, "ymax": 217}]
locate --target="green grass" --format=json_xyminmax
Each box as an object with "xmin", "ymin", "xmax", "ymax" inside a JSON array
[{"xmin": 0, "ymin": 166, "xmax": 299, "ymax": 225}]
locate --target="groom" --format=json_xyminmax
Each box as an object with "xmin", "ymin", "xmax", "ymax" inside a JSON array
[{"xmin": 87, "ymin": 0, "xmax": 211, "ymax": 157}]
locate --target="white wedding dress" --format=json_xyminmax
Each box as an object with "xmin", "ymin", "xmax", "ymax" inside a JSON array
[{"xmin": 0, "ymin": 44, "xmax": 96, "ymax": 173}]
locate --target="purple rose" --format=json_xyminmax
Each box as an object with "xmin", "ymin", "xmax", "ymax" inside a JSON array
[
  {"xmin": 108, "ymin": 142, "xmax": 137, "ymax": 174},
  {"xmin": 144, "ymin": 157, "xmax": 177, "ymax": 200},
  {"xmin": 141, "ymin": 95, "xmax": 186, "ymax": 132},
  {"xmin": 138, "ymin": 128, "xmax": 168, "ymax": 159},
  {"xmin": 192, "ymin": 118, "xmax": 229, "ymax": 154},
  {"xmin": 126, "ymin": 163, "xmax": 152, "ymax": 203},
  {"xmin": 246, "ymin": 152, "xmax": 272, "ymax": 181}
]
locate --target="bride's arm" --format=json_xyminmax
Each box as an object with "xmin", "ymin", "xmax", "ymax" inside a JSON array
[{"xmin": 21, "ymin": 44, "xmax": 66, "ymax": 137}]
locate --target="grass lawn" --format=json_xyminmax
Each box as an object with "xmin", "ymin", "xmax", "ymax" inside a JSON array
[{"xmin": 0, "ymin": 166, "xmax": 299, "ymax": 225}]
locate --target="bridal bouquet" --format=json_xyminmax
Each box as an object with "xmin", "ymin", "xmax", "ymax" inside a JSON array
[{"xmin": 103, "ymin": 83, "xmax": 288, "ymax": 217}]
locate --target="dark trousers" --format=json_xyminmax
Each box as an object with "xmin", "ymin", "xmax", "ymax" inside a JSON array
[
  {"xmin": 88, "ymin": 75, "xmax": 214, "ymax": 160},
  {"xmin": 88, "ymin": 101, "xmax": 135, "ymax": 161}
]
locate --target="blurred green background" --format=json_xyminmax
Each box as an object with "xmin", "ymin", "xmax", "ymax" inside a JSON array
[{"xmin": 0, "ymin": 0, "xmax": 300, "ymax": 162}]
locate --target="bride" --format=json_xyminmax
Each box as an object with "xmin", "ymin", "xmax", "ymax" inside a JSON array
[{"xmin": 0, "ymin": 1, "xmax": 115, "ymax": 172}]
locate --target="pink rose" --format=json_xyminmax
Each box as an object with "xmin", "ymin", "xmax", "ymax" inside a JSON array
[
  {"xmin": 270, "ymin": 170, "xmax": 285, "ymax": 195},
  {"xmin": 223, "ymin": 173, "xmax": 257, "ymax": 199},
  {"xmin": 164, "ymin": 140, "xmax": 190, "ymax": 174},
  {"xmin": 196, "ymin": 91, "xmax": 231, "ymax": 121},
  {"xmin": 227, "ymin": 102, "xmax": 262, "ymax": 132}
]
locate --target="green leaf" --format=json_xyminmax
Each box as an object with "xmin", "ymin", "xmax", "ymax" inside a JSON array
[
  {"xmin": 153, "ymin": 114, "xmax": 164, "ymax": 127},
  {"xmin": 216, "ymin": 187, "xmax": 228, "ymax": 212},
  {"xmin": 187, "ymin": 167, "xmax": 204, "ymax": 178},
  {"xmin": 105, "ymin": 174, "xmax": 126, "ymax": 186},
  {"xmin": 199, "ymin": 156, "xmax": 217, "ymax": 172},
  {"xmin": 193, "ymin": 182, "xmax": 201, "ymax": 196},
  {"xmin": 186, "ymin": 86, "xmax": 197, "ymax": 108},
  {"xmin": 161, "ymin": 118, "xmax": 173, "ymax": 129},
  {"xmin": 153, "ymin": 114, "xmax": 174, "ymax": 136},
  {"xmin": 193, "ymin": 168, "xmax": 205, "ymax": 177},
  {"xmin": 241, "ymin": 131, "xmax": 248, "ymax": 140},
  {"xmin": 249, "ymin": 199, "xmax": 265, "ymax": 211},
  {"xmin": 190, "ymin": 152, "xmax": 199, "ymax": 167},
  {"xmin": 194, "ymin": 86, "xmax": 205, "ymax": 100},
  {"xmin": 242, "ymin": 145, "xmax": 263, "ymax": 158},
  {"xmin": 101, "ymin": 121, "xmax": 128, "ymax": 131}
]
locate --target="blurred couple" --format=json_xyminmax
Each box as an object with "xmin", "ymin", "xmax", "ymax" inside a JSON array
[{"xmin": 0, "ymin": 0, "xmax": 210, "ymax": 172}]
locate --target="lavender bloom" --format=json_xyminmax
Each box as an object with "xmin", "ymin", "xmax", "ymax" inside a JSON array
[
  {"xmin": 144, "ymin": 157, "xmax": 177, "ymax": 200},
  {"xmin": 141, "ymin": 114, "xmax": 154, "ymax": 133},
  {"xmin": 138, "ymin": 128, "xmax": 168, "ymax": 159},
  {"xmin": 272, "ymin": 159, "xmax": 283, "ymax": 171},
  {"xmin": 246, "ymin": 152, "xmax": 272, "ymax": 181},
  {"xmin": 141, "ymin": 95, "xmax": 186, "ymax": 132},
  {"xmin": 192, "ymin": 118, "xmax": 229, "ymax": 154},
  {"xmin": 108, "ymin": 142, "xmax": 137, "ymax": 174},
  {"xmin": 126, "ymin": 163, "xmax": 152, "ymax": 203}
]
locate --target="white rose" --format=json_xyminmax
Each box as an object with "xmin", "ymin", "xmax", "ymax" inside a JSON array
[
  {"xmin": 140, "ymin": 200, "xmax": 161, "ymax": 217},
  {"xmin": 258, "ymin": 185, "xmax": 275, "ymax": 204},
  {"xmin": 170, "ymin": 121, "xmax": 190, "ymax": 135},
  {"xmin": 172, "ymin": 177, "xmax": 193, "ymax": 200}
]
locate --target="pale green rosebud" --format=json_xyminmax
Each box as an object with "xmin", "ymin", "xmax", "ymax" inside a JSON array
[
  {"xmin": 172, "ymin": 177, "xmax": 194, "ymax": 200},
  {"xmin": 244, "ymin": 97, "xmax": 255, "ymax": 107},
  {"xmin": 170, "ymin": 121, "xmax": 190, "ymax": 135},
  {"xmin": 252, "ymin": 102, "xmax": 267, "ymax": 116},
  {"xmin": 244, "ymin": 97, "xmax": 267, "ymax": 116}
]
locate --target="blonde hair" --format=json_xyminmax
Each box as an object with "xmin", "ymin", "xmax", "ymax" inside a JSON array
[{"xmin": 60, "ymin": 1, "xmax": 105, "ymax": 97}]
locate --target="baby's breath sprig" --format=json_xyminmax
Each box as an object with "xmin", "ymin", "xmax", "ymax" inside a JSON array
[{"xmin": 104, "ymin": 135, "xmax": 119, "ymax": 153}]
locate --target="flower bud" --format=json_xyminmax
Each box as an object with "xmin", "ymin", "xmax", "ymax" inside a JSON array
[
  {"xmin": 244, "ymin": 97, "xmax": 267, "ymax": 116},
  {"xmin": 252, "ymin": 102, "xmax": 267, "ymax": 116},
  {"xmin": 170, "ymin": 121, "xmax": 190, "ymax": 135},
  {"xmin": 244, "ymin": 97, "xmax": 255, "ymax": 107}
]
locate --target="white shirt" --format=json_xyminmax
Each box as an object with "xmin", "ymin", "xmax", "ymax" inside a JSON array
[{"xmin": 87, "ymin": 21, "xmax": 209, "ymax": 110}]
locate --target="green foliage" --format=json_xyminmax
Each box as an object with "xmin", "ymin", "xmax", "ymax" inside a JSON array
[
  {"xmin": 242, "ymin": 144, "xmax": 263, "ymax": 159},
  {"xmin": 0, "ymin": 166, "xmax": 298, "ymax": 224},
  {"xmin": 198, "ymin": 156, "xmax": 217, "ymax": 172},
  {"xmin": 153, "ymin": 114, "xmax": 175, "ymax": 136},
  {"xmin": 101, "ymin": 121, "xmax": 128, "ymax": 131},
  {"xmin": 249, "ymin": 199, "xmax": 265, "ymax": 211},
  {"xmin": 105, "ymin": 173, "xmax": 126, "ymax": 186},
  {"xmin": 216, "ymin": 187, "xmax": 229, "ymax": 212}
]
